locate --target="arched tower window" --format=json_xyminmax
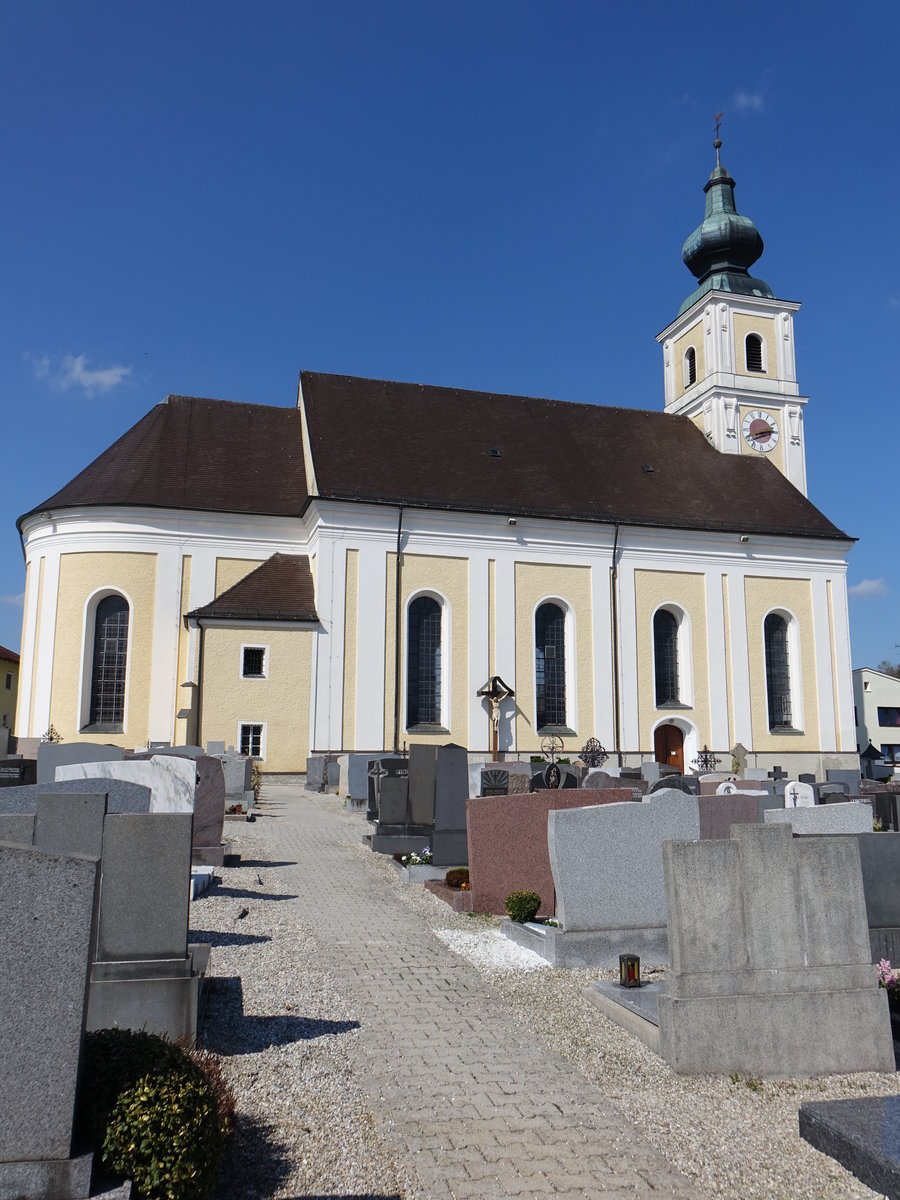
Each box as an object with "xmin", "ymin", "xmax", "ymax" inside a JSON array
[
  {"xmin": 654, "ymin": 608, "xmax": 680, "ymax": 705},
  {"xmin": 407, "ymin": 595, "xmax": 442, "ymax": 727},
  {"xmin": 746, "ymin": 333, "xmax": 764, "ymax": 373},
  {"xmin": 535, "ymin": 602, "xmax": 566, "ymax": 729},
  {"xmin": 765, "ymin": 613, "xmax": 792, "ymax": 728},
  {"xmin": 684, "ymin": 347, "xmax": 697, "ymax": 387},
  {"xmin": 89, "ymin": 594, "xmax": 129, "ymax": 729}
]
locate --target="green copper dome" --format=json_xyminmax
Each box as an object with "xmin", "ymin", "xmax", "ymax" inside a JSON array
[{"xmin": 677, "ymin": 142, "xmax": 774, "ymax": 316}]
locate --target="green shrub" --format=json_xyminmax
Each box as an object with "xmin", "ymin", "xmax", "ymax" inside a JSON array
[
  {"xmin": 445, "ymin": 867, "xmax": 469, "ymax": 888},
  {"xmin": 77, "ymin": 1029, "xmax": 230, "ymax": 1200},
  {"xmin": 505, "ymin": 890, "xmax": 541, "ymax": 922}
]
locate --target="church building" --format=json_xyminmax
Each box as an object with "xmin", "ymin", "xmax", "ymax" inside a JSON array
[{"xmin": 14, "ymin": 143, "xmax": 858, "ymax": 776}]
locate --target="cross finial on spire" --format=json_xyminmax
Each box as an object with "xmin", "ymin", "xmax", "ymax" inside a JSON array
[{"xmin": 713, "ymin": 111, "xmax": 723, "ymax": 166}]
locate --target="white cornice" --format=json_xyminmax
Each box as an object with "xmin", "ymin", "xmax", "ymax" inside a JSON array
[{"xmin": 657, "ymin": 291, "xmax": 802, "ymax": 343}]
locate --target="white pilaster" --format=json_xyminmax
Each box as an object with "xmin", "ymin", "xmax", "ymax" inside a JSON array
[
  {"xmin": 829, "ymin": 575, "xmax": 856, "ymax": 752},
  {"xmin": 16, "ymin": 556, "xmax": 41, "ymax": 737},
  {"xmin": 493, "ymin": 556, "xmax": 516, "ymax": 752},
  {"xmin": 355, "ymin": 542, "xmax": 387, "ymax": 749},
  {"xmin": 468, "ymin": 552, "xmax": 490, "ymax": 752},
  {"xmin": 148, "ymin": 547, "xmax": 182, "ymax": 743},
  {"xmin": 705, "ymin": 572, "xmax": 731, "ymax": 751},
  {"xmin": 310, "ymin": 533, "xmax": 345, "ymax": 751},
  {"xmin": 617, "ymin": 559, "xmax": 639, "ymax": 752},
  {"xmin": 725, "ymin": 569, "xmax": 753, "ymax": 748},
  {"xmin": 811, "ymin": 575, "xmax": 837, "ymax": 752},
  {"xmin": 590, "ymin": 561, "xmax": 615, "ymax": 749},
  {"xmin": 31, "ymin": 550, "xmax": 61, "ymax": 738}
]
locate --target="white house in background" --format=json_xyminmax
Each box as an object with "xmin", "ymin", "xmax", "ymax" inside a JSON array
[{"xmin": 853, "ymin": 667, "xmax": 900, "ymax": 777}]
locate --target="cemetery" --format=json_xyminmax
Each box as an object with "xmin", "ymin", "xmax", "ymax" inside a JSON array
[{"xmin": 2, "ymin": 729, "xmax": 899, "ymax": 1198}]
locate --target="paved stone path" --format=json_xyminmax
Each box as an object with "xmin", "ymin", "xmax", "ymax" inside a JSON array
[{"xmin": 253, "ymin": 781, "xmax": 705, "ymax": 1199}]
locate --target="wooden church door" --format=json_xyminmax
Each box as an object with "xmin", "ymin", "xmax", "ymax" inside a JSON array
[{"xmin": 654, "ymin": 724, "xmax": 684, "ymax": 772}]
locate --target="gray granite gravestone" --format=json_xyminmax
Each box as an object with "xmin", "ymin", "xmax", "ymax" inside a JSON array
[
  {"xmin": 0, "ymin": 784, "xmax": 38, "ymax": 812},
  {"xmin": 764, "ymin": 802, "xmax": 873, "ymax": 836},
  {"xmin": 658, "ymin": 823, "xmax": 895, "ymax": 1076},
  {"xmin": 32, "ymin": 792, "xmax": 107, "ymax": 859},
  {"xmin": 408, "ymin": 744, "xmax": 437, "ymax": 827},
  {"xmin": 640, "ymin": 761, "xmax": 663, "ymax": 784},
  {"xmin": 799, "ymin": 773, "xmax": 816, "ymax": 784},
  {"xmin": 504, "ymin": 790, "xmax": 700, "ymax": 967},
  {"xmin": 856, "ymin": 832, "xmax": 900, "ymax": 962},
  {"xmin": 827, "ymin": 768, "xmax": 862, "ymax": 793},
  {"xmin": 191, "ymin": 756, "xmax": 226, "ymax": 865},
  {"xmin": 0, "ymin": 758, "xmax": 37, "ymax": 787},
  {"xmin": 817, "ymin": 781, "xmax": 850, "ymax": 800},
  {"xmin": 148, "ymin": 744, "xmax": 205, "ymax": 759},
  {"xmin": 206, "ymin": 740, "xmax": 226, "ymax": 756},
  {"xmin": 36, "ymin": 742, "xmax": 123, "ymax": 786},
  {"xmin": 325, "ymin": 759, "xmax": 341, "ymax": 793},
  {"xmin": 799, "ymin": 1095, "xmax": 900, "ymax": 1200},
  {"xmin": 88, "ymin": 812, "xmax": 198, "ymax": 1040},
  {"xmin": 744, "ymin": 767, "xmax": 769, "ymax": 781},
  {"xmin": 221, "ymin": 752, "xmax": 253, "ymax": 805},
  {"xmin": 347, "ymin": 754, "xmax": 374, "ymax": 802},
  {"xmin": 306, "ymin": 755, "xmax": 327, "ymax": 791},
  {"xmin": 39, "ymin": 776, "xmax": 150, "ymax": 813},
  {"xmin": 0, "ymin": 812, "xmax": 35, "ymax": 843},
  {"xmin": 374, "ymin": 758, "xmax": 410, "ymax": 825},
  {"xmin": 0, "ymin": 841, "xmax": 100, "ymax": 1198},
  {"xmin": 432, "ymin": 743, "xmax": 469, "ymax": 865}
]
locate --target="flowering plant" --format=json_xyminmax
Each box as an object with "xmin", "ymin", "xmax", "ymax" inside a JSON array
[
  {"xmin": 877, "ymin": 959, "xmax": 900, "ymax": 999},
  {"xmin": 401, "ymin": 846, "xmax": 433, "ymax": 866}
]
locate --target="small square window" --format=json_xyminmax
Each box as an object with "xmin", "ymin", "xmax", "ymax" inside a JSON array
[
  {"xmin": 240, "ymin": 723, "xmax": 263, "ymax": 758},
  {"xmin": 242, "ymin": 646, "xmax": 266, "ymax": 678}
]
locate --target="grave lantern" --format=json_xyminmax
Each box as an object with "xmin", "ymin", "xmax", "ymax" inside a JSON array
[{"xmin": 619, "ymin": 954, "xmax": 641, "ymax": 988}]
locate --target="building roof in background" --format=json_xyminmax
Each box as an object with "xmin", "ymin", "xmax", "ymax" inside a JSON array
[
  {"xmin": 301, "ymin": 372, "xmax": 849, "ymax": 540},
  {"xmin": 188, "ymin": 553, "xmax": 317, "ymax": 622},
  {"xmin": 0, "ymin": 645, "xmax": 19, "ymax": 663},
  {"xmin": 20, "ymin": 373, "xmax": 849, "ymax": 541}
]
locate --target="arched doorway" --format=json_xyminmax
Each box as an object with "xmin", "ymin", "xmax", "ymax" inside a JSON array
[{"xmin": 654, "ymin": 723, "xmax": 684, "ymax": 772}]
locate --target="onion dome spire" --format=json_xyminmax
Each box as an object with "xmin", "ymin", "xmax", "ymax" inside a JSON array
[{"xmin": 677, "ymin": 121, "xmax": 774, "ymax": 316}]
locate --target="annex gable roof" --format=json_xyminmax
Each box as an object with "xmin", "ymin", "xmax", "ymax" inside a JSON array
[{"xmin": 188, "ymin": 553, "xmax": 317, "ymax": 622}]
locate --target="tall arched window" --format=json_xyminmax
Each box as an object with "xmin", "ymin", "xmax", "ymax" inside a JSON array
[
  {"xmin": 535, "ymin": 602, "xmax": 566, "ymax": 729},
  {"xmin": 765, "ymin": 613, "xmax": 792, "ymax": 728},
  {"xmin": 746, "ymin": 333, "xmax": 764, "ymax": 372},
  {"xmin": 684, "ymin": 346, "xmax": 697, "ymax": 387},
  {"xmin": 654, "ymin": 608, "xmax": 679, "ymax": 705},
  {"xmin": 88, "ymin": 594, "xmax": 129, "ymax": 729},
  {"xmin": 407, "ymin": 596, "xmax": 442, "ymax": 727}
]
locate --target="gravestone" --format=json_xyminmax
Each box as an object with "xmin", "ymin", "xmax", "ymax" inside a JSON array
[
  {"xmin": 366, "ymin": 759, "xmax": 380, "ymax": 820},
  {"xmin": 221, "ymin": 752, "xmax": 253, "ymax": 808},
  {"xmin": 856, "ymin": 833, "xmax": 900, "ymax": 962},
  {"xmin": 191, "ymin": 756, "xmax": 227, "ymax": 865},
  {"xmin": 799, "ymin": 1095, "xmax": 900, "ymax": 1200},
  {"xmin": 744, "ymin": 768, "xmax": 769, "ymax": 781},
  {"xmin": 325, "ymin": 759, "xmax": 341, "ymax": 793},
  {"xmin": 650, "ymin": 774, "xmax": 699, "ymax": 796},
  {"xmin": 348, "ymin": 754, "xmax": 375, "ymax": 803},
  {"xmin": 39, "ymin": 776, "xmax": 151, "ymax": 814},
  {"xmin": 783, "ymin": 780, "xmax": 815, "ymax": 808},
  {"xmin": 0, "ymin": 758, "xmax": 36, "ymax": 787},
  {"xmin": 33, "ymin": 792, "xmax": 107, "ymax": 859},
  {"xmin": 508, "ymin": 771, "xmax": 531, "ymax": 794},
  {"xmin": 306, "ymin": 755, "xmax": 327, "ymax": 791},
  {"xmin": 582, "ymin": 770, "xmax": 621, "ymax": 789},
  {"xmin": 337, "ymin": 754, "xmax": 350, "ymax": 798},
  {"xmin": 408, "ymin": 744, "xmax": 437, "ymax": 827},
  {"xmin": 873, "ymin": 792, "xmax": 899, "ymax": 832},
  {"xmin": 373, "ymin": 757, "xmax": 410, "ymax": 825},
  {"xmin": 206, "ymin": 740, "xmax": 226, "ymax": 755},
  {"xmin": 641, "ymin": 761, "xmax": 664, "ymax": 784},
  {"xmin": 480, "ymin": 768, "xmax": 509, "ymax": 797},
  {"xmin": 526, "ymin": 790, "xmax": 700, "ymax": 966},
  {"xmin": 88, "ymin": 811, "xmax": 199, "ymax": 1040},
  {"xmin": 36, "ymin": 741, "xmax": 123, "ymax": 786},
  {"xmin": 799, "ymin": 773, "xmax": 816, "ymax": 785},
  {"xmin": 0, "ymin": 841, "xmax": 100, "ymax": 1198},
  {"xmin": 764, "ymin": 802, "xmax": 873, "ymax": 836},
  {"xmin": 657, "ymin": 823, "xmax": 895, "ymax": 1076},
  {"xmin": 827, "ymin": 768, "xmax": 862, "ymax": 793},
  {"xmin": 530, "ymin": 762, "xmax": 578, "ymax": 791},
  {"xmin": 55, "ymin": 754, "xmax": 196, "ymax": 813},
  {"xmin": 432, "ymin": 743, "xmax": 470, "ymax": 865},
  {"xmin": 816, "ymin": 782, "xmax": 850, "ymax": 803},
  {"xmin": 0, "ymin": 812, "xmax": 35, "ymax": 843},
  {"xmin": 698, "ymin": 793, "xmax": 759, "ymax": 840},
  {"xmin": 0, "ymin": 784, "xmax": 38, "ymax": 813},
  {"xmin": 149, "ymin": 745, "xmax": 204, "ymax": 759}
]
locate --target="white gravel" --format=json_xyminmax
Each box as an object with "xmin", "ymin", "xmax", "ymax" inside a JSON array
[{"xmin": 432, "ymin": 926, "xmax": 551, "ymax": 973}]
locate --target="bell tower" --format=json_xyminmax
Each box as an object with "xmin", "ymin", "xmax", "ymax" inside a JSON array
[{"xmin": 656, "ymin": 128, "xmax": 808, "ymax": 495}]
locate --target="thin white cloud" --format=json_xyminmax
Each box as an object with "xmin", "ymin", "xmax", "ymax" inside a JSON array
[
  {"xmin": 27, "ymin": 352, "xmax": 132, "ymax": 397},
  {"xmin": 889, "ymin": 296, "xmax": 900, "ymax": 308},
  {"xmin": 0, "ymin": 593, "xmax": 25, "ymax": 607},
  {"xmin": 734, "ymin": 90, "xmax": 764, "ymax": 113},
  {"xmin": 849, "ymin": 578, "xmax": 888, "ymax": 598}
]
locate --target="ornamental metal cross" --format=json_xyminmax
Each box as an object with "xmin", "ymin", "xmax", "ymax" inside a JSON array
[
  {"xmin": 714, "ymin": 111, "xmax": 723, "ymax": 139},
  {"xmin": 580, "ymin": 737, "xmax": 609, "ymax": 770}
]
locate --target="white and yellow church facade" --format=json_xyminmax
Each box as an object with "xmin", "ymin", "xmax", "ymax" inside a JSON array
[{"xmin": 13, "ymin": 147, "xmax": 858, "ymax": 776}]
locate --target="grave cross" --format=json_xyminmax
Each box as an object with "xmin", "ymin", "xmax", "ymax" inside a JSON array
[
  {"xmin": 786, "ymin": 785, "xmax": 800, "ymax": 808},
  {"xmin": 768, "ymin": 765, "xmax": 788, "ymax": 782}
]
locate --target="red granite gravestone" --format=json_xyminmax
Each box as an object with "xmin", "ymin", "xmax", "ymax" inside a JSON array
[
  {"xmin": 466, "ymin": 788, "xmax": 641, "ymax": 917},
  {"xmin": 698, "ymin": 793, "xmax": 759, "ymax": 840}
]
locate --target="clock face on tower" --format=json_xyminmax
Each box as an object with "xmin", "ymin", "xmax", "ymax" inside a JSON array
[{"xmin": 741, "ymin": 409, "xmax": 780, "ymax": 453}]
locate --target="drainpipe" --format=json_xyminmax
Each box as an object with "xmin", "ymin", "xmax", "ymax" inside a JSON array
[
  {"xmin": 611, "ymin": 523, "xmax": 622, "ymax": 764},
  {"xmin": 392, "ymin": 505, "xmax": 404, "ymax": 752}
]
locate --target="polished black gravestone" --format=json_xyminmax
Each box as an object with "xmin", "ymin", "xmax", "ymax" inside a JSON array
[
  {"xmin": 370, "ymin": 758, "xmax": 429, "ymax": 856},
  {"xmin": 530, "ymin": 763, "xmax": 578, "ymax": 791},
  {"xmin": 432, "ymin": 743, "xmax": 469, "ymax": 865},
  {"xmin": 799, "ymin": 1095, "xmax": 900, "ymax": 1199},
  {"xmin": 480, "ymin": 768, "xmax": 509, "ymax": 797},
  {"xmin": 649, "ymin": 774, "xmax": 700, "ymax": 796},
  {"xmin": 0, "ymin": 758, "xmax": 37, "ymax": 787}
]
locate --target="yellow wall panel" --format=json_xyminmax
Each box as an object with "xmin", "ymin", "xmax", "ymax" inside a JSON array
[
  {"xmin": 215, "ymin": 557, "xmax": 263, "ymax": 596},
  {"xmin": 744, "ymin": 575, "xmax": 818, "ymax": 751},
  {"xmin": 673, "ymin": 319, "xmax": 705, "ymax": 400}
]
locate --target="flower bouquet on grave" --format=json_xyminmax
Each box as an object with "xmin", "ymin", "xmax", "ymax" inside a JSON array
[
  {"xmin": 401, "ymin": 846, "xmax": 433, "ymax": 867},
  {"xmin": 877, "ymin": 959, "xmax": 900, "ymax": 1008}
]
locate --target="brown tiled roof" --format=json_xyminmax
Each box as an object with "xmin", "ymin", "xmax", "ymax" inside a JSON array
[
  {"xmin": 301, "ymin": 372, "xmax": 849, "ymax": 540},
  {"xmin": 20, "ymin": 395, "xmax": 307, "ymax": 523},
  {"xmin": 188, "ymin": 553, "xmax": 317, "ymax": 622},
  {"xmin": 0, "ymin": 645, "xmax": 19, "ymax": 664}
]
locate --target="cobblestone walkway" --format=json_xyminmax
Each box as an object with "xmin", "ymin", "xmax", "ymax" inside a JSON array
[{"xmin": 253, "ymin": 780, "xmax": 705, "ymax": 1199}]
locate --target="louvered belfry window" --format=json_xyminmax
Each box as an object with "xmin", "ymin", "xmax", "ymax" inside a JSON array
[
  {"xmin": 746, "ymin": 334, "xmax": 764, "ymax": 372},
  {"xmin": 654, "ymin": 609, "xmax": 679, "ymax": 705},
  {"xmin": 765, "ymin": 613, "xmax": 792, "ymax": 728},
  {"xmin": 535, "ymin": 602, "xmax": 566, "ymax": 728},
  {"xmin": 407, "ymin": 596, "xmax": 442, "ymax": 726},
  {"xmin": 685, "ymin": 347, "xmax": 697, "ymax": 386},
  {"xmin": 89, "ymin": 594, "xmax": 129, "ymax": 728}
]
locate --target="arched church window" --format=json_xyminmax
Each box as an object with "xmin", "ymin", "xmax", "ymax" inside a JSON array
[
  {"xmin": 684, "ymin": 347, "xmax": 697, "ymax": 387},
  {"xmin": 535, "ymin": 602, "xmax": 566, "ymax": 729},
  {"xmin": 654, "ymin": 608, "xmax": 680, "ymax": 705},
  {"xmin": 407, "ymin": 595, "xmax": 442, "ymax": 727},
  {"xmin": 746, "ymin": 333, "xmax": 764, "ymax": 373},
  {"xmin": 765, "ymin": 613, "xmax": 793, "ymax": 728},
  {"xmin": 88, "ymin": 594, "xmax": 129, "ymax": 729}
]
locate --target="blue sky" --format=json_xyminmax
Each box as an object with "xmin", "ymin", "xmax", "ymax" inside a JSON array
[{"xmin": 1, "ymin": 2, "xmax": 897, "ymax": 669}]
